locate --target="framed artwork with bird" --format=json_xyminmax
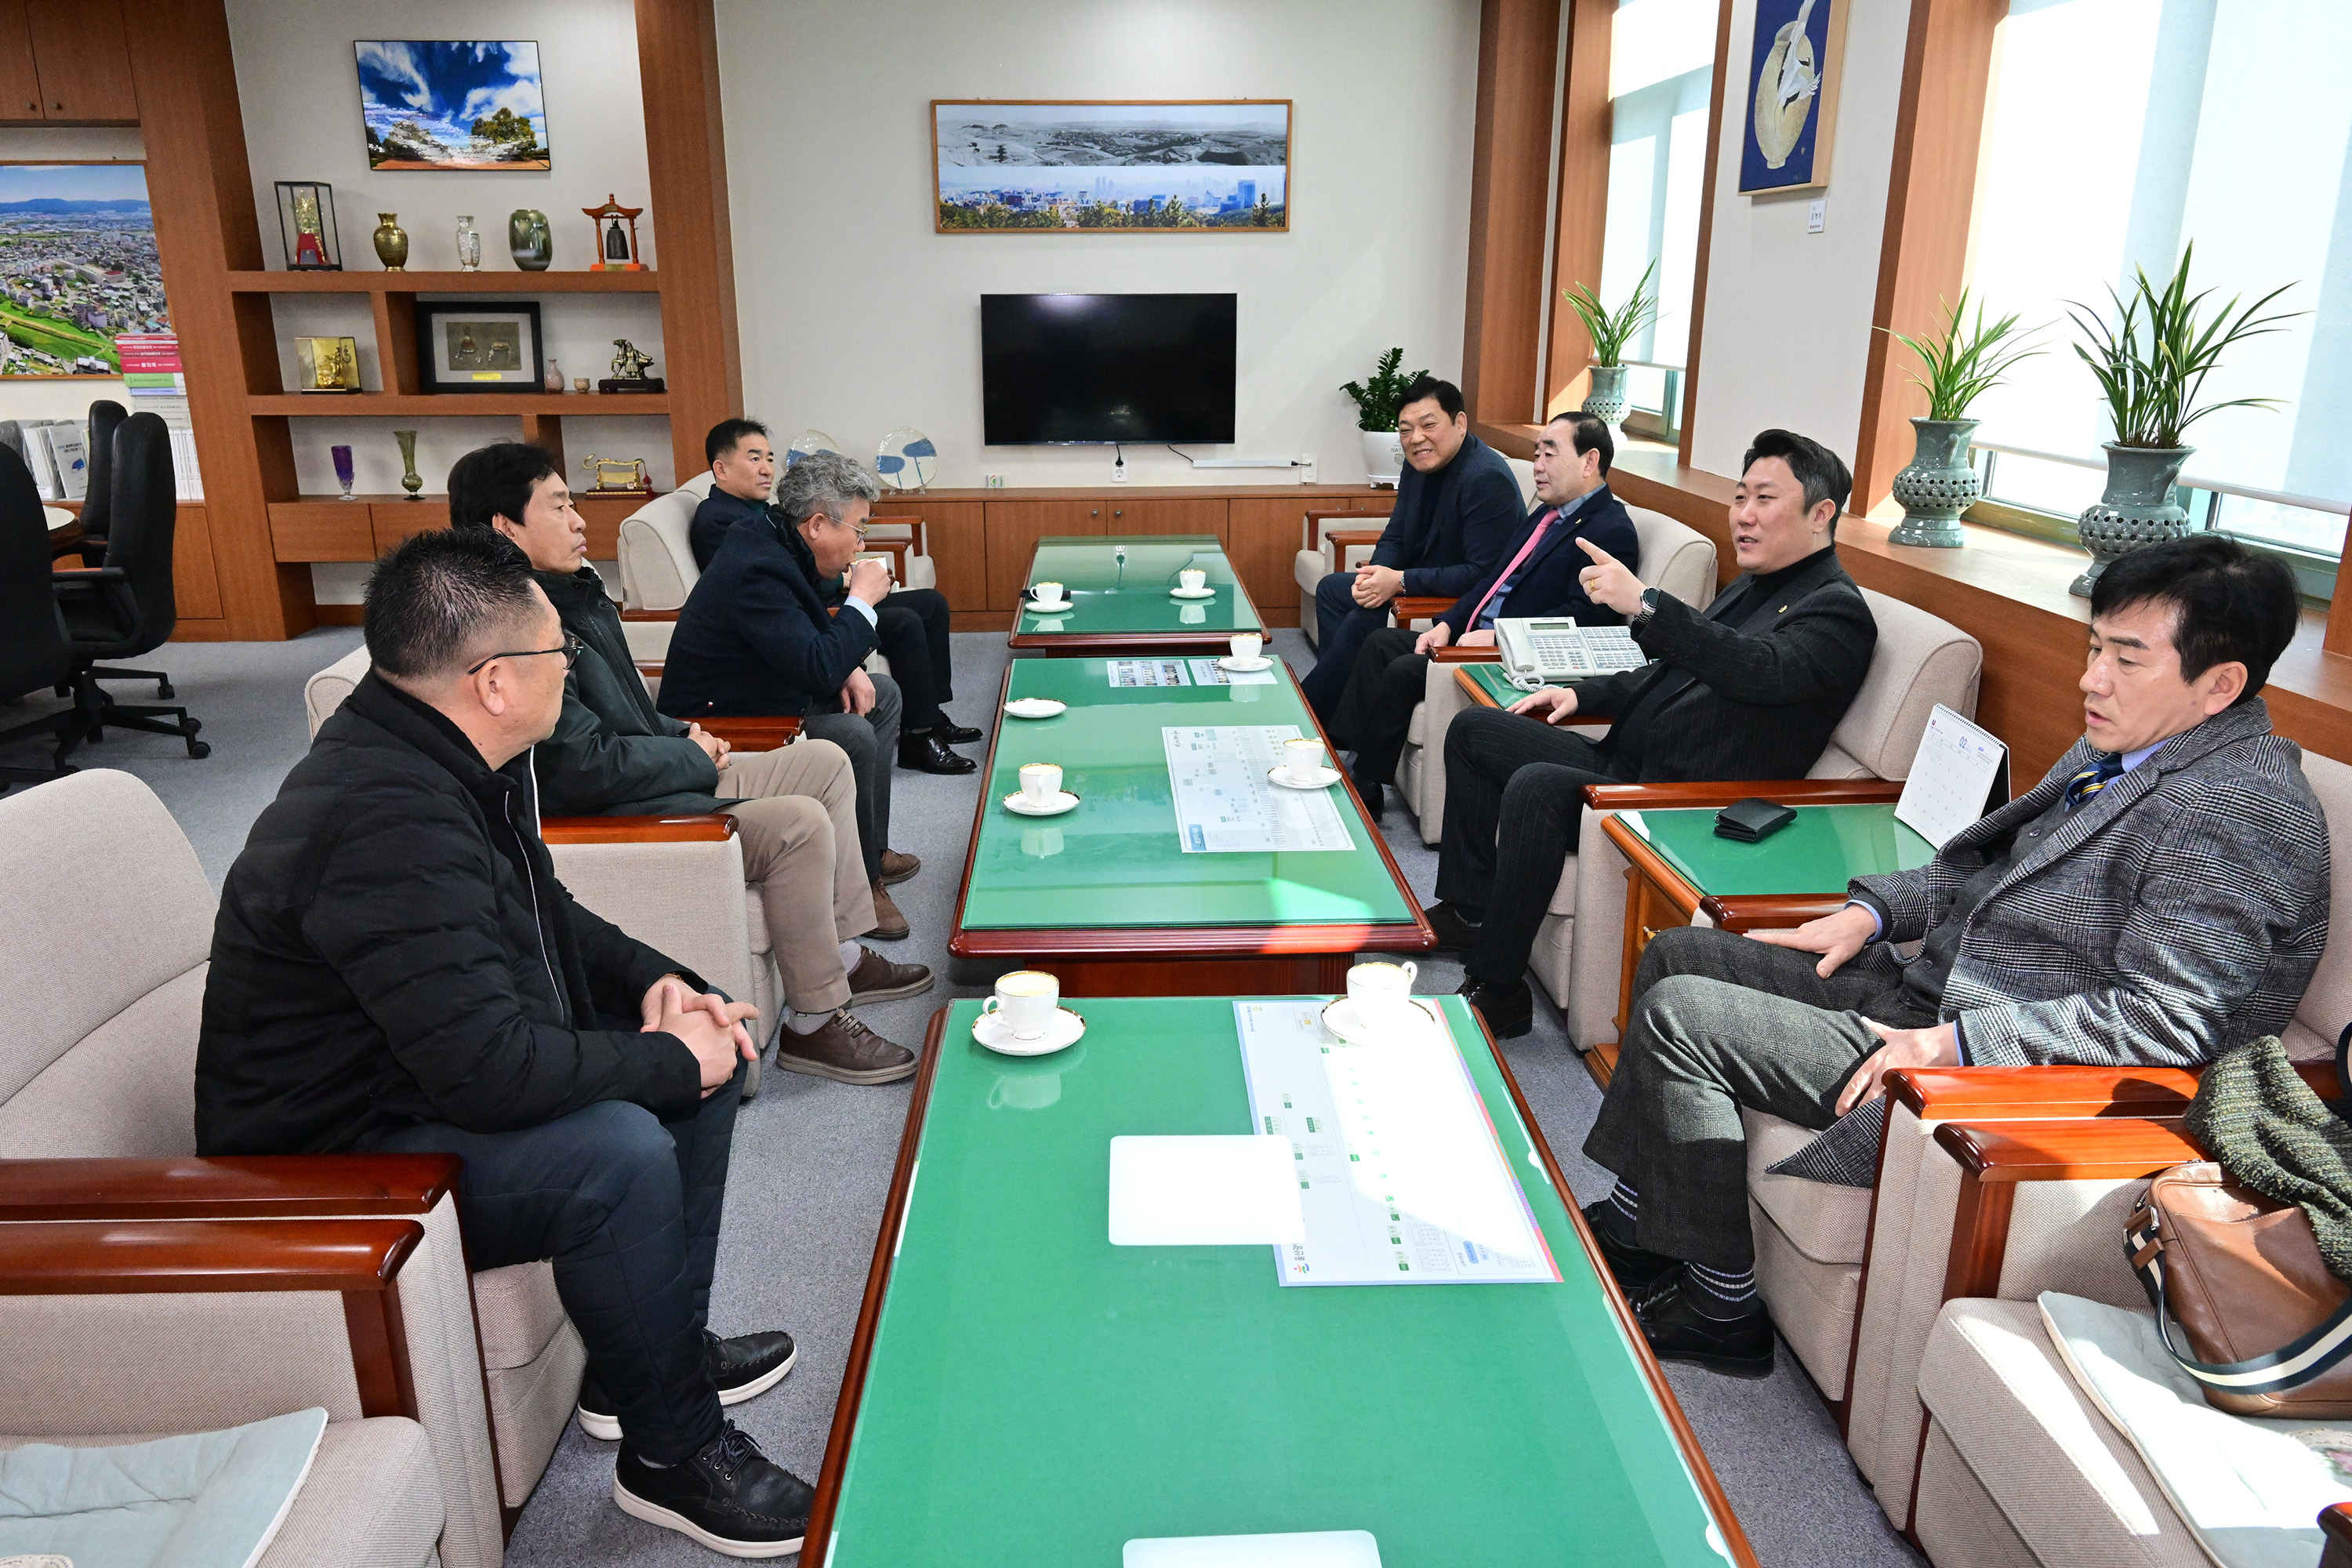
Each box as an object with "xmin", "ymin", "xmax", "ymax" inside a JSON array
[{"xmin": 1739, "ymin": 0, "xmax": 1846, "ymax": 194}]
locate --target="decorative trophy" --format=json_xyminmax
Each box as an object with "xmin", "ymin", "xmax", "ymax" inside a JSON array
[
  {"xmin": 579, "ymin": 453, "xmax": 655, "ymax": 498},
  {"xmin": 583, "ymin": 194, "xmax": 645, "ymax": 272},
  {"xmin": 598, "ymin": 338, "xmax": 666, "ymax": 394},
  {"xmin": 293, "ymin": 336, "xmax": 361, "ymax": 393},
  {"xmin": 276, "ymin": 180, "xmax": 342, "ymax": 270}
]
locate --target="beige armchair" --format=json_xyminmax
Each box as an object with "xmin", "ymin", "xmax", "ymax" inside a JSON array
[
  {"xmin": 1392, "ymin": 506, "xmax": 1719, "ymax": 844},
  {"xmin": 0, "ymin": 769, "xmax": 507, "ymax": 1566},
  {"xmin": 616, "ymin": 471, "xmax": 937, "ymax": 619},
  {"xmin": 1294, "ymin": 510, "xmax": 1393, "ymax": 648}
]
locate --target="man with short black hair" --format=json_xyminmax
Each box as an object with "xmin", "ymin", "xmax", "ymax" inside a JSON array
[
  {"xmin": 1433, "ymin": 428, "xmax": 1878, "ymax": 1038},
  {"xmin": 691, "ymin": 420, "xmax": 975, "ymax": 775},
  {"xmin": 1586, "ymin": 533, "xmax": 2328, "ymax": 1377},
  {"xmin": 448, "ymin": 440, "xmax": 926, "ymax": 1086},
  {"xmin": 1327, "ymin": 411, "xmax": 1635, "ymax": 811},
  {"xmin": 197, "ymin": 528, "xmax": 820, "ymax": 1556},
  {"xmin": 1299, "ymin": 375, "xmax": 1523, "ymax": 716}
]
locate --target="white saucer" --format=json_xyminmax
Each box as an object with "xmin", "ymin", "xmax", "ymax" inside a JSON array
[
  {"xmin": 1268, "ymin": 764, "xmax": 1342, "ymax": 790},
  {"xmin": 1004, "ymin": 698, "xmax": 1067, "ymax": 720},
  {"xmin": 974, "ymin": 1006, "xmax": 1086, "ymax": 1056},
  {"xmin": 1169, "ymin": 586, "xmax": 1216, "ymax": 600},
  {"xmin": 1004, "ymin": 789, "xmax": 1080, "ymax": 817},
  {"xmin": 1026, "ymin": 597, "xmax": 1074, "ymax": 613},
  {"xmin": 1321, "ymin": 995, "xmax": 1442, "ymax": 1045},
  {"xmin": 1218, "ymin": 655, "xmax": 1273, "ymax": 672}
]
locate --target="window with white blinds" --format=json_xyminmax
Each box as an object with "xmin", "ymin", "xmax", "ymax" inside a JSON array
[{"xmin": 1965, "ymin": 0, "xmax": 2352, "ymax": 560}]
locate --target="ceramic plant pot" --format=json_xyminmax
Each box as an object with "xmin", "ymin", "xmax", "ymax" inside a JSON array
[
  {"xmin": 1889, "ymin": 418, "xmax": 1982, "ymax": 548},
  {"xmin": 510, "ymin": 209, "xmax": 552, "ymax": 270},
  {"xmin": 2074, "ymin": 443, "xmax": 2194, "ymax": 596},
  {"xmin": 1360, "ymin": 429, "xmax": 1405, "ymax": 484},
  {"xmin": 372, "ymin": 213, "xmax": 408, "ymax": 271},
  {"xmin": 1581, "ymin": 363, "xmax": 1629, "ymax": 427}
]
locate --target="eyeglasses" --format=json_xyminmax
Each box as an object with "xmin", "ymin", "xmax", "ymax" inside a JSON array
[
  {"xmin": 819, "ymin": 511, "xmax": 869, "ymax": 538},
  {"xmin": 467, "ymin": 634, "xmax": 585, "ymax": 677}
]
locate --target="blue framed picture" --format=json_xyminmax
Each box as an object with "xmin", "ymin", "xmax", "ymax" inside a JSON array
[{"xmin": 1739, "ymin": 0, "xmax": 1843, "ymax": 194}]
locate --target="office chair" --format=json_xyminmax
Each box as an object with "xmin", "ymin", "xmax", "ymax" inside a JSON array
[
  {"xmin": 0, "ymin": 445, "xmax": 82, "ymax": 793},
  {"xmin": 74, "ymin": 397, "xmax": 125, "ymax": 569},
  {"xmin": 52, "ymin": 411, "xmax": 208, "ymax": 762}
]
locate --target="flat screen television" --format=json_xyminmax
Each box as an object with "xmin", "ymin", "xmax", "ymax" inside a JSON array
[{"xmin": 981, "ymin": 292, "xmax": 1236, "ymax": 445}]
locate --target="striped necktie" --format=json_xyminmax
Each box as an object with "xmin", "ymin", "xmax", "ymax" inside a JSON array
[{"xmin": 2063, "ymin": 753, "xmax": 2125, "ymax": 811}]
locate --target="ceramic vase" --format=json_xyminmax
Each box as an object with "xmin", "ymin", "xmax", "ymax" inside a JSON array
[
  {"xmin": 394, "ymin": 430, "xmax": 423, "ymax": 499},
  {"xmin": 454, "ymin": 215, "xmax": 481, "ymax": 272},
  {"xmin": 1581, "ymin": 363, "xmax": 1630, "ymax": 427},
  {"xmin": 509, "ymin": 209, "xmax": 552, "ymax": 270},
  {"xmin": 544, "ymin": 359, "xmax": 563, "ymax": 394},
  {"xmin": 1889, "ymin": 418, "xmax": 1982, "ymax": 548},
  {"xmin": 1359, "ymin": 429, "xmax": 1405, "ymax": 484},
  {"xmin": 372, "ymin": 212, "xmax": 408, "ymax": 271},
  {"xmin": 2073, "ymin": 443, "xmax": 2195, "ymax": 597}
]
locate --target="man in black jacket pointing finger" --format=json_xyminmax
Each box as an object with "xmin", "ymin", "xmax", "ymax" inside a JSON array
[{"xmin": 196, "ymin": 529, "xmax": 820, "ymax": 1559}]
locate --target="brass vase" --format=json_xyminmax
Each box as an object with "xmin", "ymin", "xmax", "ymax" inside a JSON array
[
  {"xmin": 394, "ymin": 430, "xmax": 423, "ymax": 499},
  {"xmin": 372, "ymin": 212, "xmax": 409, "ymax": 271}
]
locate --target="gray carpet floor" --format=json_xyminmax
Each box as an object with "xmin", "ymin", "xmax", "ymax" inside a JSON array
[{"xmin": 0, "ymin": 629, "xmax": 1917, "ymax": 1566}]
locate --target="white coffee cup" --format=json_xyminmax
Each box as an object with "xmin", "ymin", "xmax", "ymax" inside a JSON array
[
  {"xmin": 1230, "ymin": 632, "xmax": 1263, "ymax": 663},
  {"xmin": 1179, "ymin": 568, "xmax": 1207, "ymax": 593},
  {"xmin": 1283, "ymin": 738, "xmax": 1328, "ymax": 782},
  {"xmin": 1033, "ymin": 580, "xmax": 1065, "ymax": 604},
  {"xmin": 981, "ymin": 969, "xmax": 1061, "ymax": 1040},
  {"xmin": 1346, "ymin": 960, "xmax": 1420, "ymax": 1030},
  {"xmin": 1019, "ymin": 761, "xmax": 1063, "ymax": 806}
]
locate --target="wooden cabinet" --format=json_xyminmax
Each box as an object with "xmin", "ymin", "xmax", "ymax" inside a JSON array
[
  {"xmin": 268, "ymin": 502, "xmax": 374, "ymax": 562},
  {"xmin": 5, "ymin": 0, "xmax": 136, "ymax": 122},
  {"xmin": 983, "ymin": 499, "xmax": 1105, "ymax": 608},
  {"xmin": 1098, "ymin": 497, "xmax": 1227, "ymax": 538},
  {"xmin": 869, "ymin": 500, "xmax": 985, "ymax": 617},
  {"xmin": 1226, "ymin": 496, "xmax": 1322, "ymax": 629}
]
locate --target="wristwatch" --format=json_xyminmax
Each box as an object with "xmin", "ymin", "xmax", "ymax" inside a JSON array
[{"xmin": 1629, "ymin": 587, "xmax": 1661, "ymax": 631}]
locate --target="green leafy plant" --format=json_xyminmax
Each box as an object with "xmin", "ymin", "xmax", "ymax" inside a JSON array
[
  {"xmin": 2067, "ymin": 243, "xmax": 2299, "ymax": 449},
  {"xmin": 1559, "ymin": 258, "xmax": 1660, "ymax": 368},
  {"xmin": 1340, "ymin": 347, "xmax": 1428, "ymax": 434},
  {"xmin": 1882, "ymin": 292, "xmax": 2041, "ymax": 422}
]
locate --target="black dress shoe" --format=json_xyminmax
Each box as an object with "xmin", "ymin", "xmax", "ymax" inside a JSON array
[
  {"xmin": 1579, "ymin": 1201, "xmax": 1682, "ymax": 1294},
  {"xmin": 613, "ymin": 1425, "xmax": 814, "ymax": 1557},
  {"xmin": 1457, "ymin": 975, "xmax": 1534, "ymax": 1039},
  {"xmin": 577, "ymin": 1330, "xmax": 800, "ymax": 1439},
  {"xmin": 1629, "ymin": 1272, "xmax": 1775, "ymax": 1377},
  {"xmin": 897, "ymin": 733, "xmax": 976, "ymax": 774},
  {"xmin": 934, "ymin": 722, "xmax": 983, "ymax": 745},
  {"xmin": 1424, "ymin": 901, "xmax": 1484, "ymax": 953}
]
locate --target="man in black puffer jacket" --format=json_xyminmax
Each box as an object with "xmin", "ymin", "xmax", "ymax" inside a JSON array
[
  {"xmin": 446, "ymin": 441, "xmax": 926, "ymax": 1087},
  {"xmin": 196, "ymin": 529, "xmax": 818, "ymax": 1558}
]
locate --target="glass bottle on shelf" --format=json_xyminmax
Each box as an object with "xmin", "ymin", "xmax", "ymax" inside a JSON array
[
  {"xmin": 331, "ymin": 444, "xmax": 355, "ymax": 501},
  {"xmin": 394, "ymin": 430, "xmax": 423, "ymax": 499},
  {"xmin": 455, "ymin": 215, "xmax": 481, "ymax": 272}
]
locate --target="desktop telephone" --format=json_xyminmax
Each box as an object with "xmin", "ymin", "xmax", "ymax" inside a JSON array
[{"xmin": 1494, "ymin": 617, "xmax": 1649, "ymax": 690}]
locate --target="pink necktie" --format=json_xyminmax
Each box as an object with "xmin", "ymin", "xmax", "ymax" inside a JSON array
[{"xmin": 1461, "ymin": 510, "xmax": 1559, "ymax": 630}]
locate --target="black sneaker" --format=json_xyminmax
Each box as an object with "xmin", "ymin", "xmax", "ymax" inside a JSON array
[
  {"xmin": 613, "ymin": 1425, "xmax": 814, "ymax": 1558},
  {"xmin": 1457, "ymin": 975, "xmax": 1534, "ymax": 1039},
  {"xmin": 1579, "ymin": 1200, "xmax": 1681, "ymax": 1294},
  {"xmin": 579, "ymin": 1331, "xmax": 799, "ymax": 1440},
  {"xmin": 1629, "ymin": 1270, "xmax": 1775, "ymax": 1377}
]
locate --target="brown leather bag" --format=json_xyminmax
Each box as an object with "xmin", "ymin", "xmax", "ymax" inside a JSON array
[{"xmin": 2126, "ymin": 1162, "xmax": 2352, "ymax": 1416}]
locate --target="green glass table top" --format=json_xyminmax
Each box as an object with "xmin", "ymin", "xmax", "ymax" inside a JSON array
[
  {"xmin": 822, "ymin": 996, "xmax": 1738, "ymax": 1567},
  {"xmin": 1460, "ymin": 661, "xmax": 1528, "ymax": 706},
  {"xmin": 962, "ymin": 659, "xmax": 1417, "ymax": 931},
  {"xmin": 1624, "ymin": 803, "xmax": 1936, "ymax": 898},
  {"xmin": 1019, "ymin": 535, "xmax": 1262, "ymax": 635}
]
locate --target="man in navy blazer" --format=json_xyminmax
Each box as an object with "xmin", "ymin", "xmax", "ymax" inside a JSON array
[{"xmin": 1328, "ymin": 412, "xmax": 1636, "ymax": 811}]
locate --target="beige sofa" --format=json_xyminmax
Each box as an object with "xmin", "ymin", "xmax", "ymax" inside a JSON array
[
  {"xmin": 0, "ymin": 768, "xmax": 506, "ymax": 1566},
  {"xmin": 1392, "ymin": 506, "xmax": 1718, "ymax": 844}
]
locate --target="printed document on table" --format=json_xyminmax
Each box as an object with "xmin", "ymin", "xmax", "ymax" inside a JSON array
[
  {"xmin": 1163, "ymin": 727, "xmax": 1355, "ymax": 853},
  {"xmin": 1108, "ymin": 658, "xmax": 1192, "ymax": 689},
  {"xmin": 1233, "ymin": 1000, "xmax": 1561, "ymax": 1287},
  {"xmin": 1186, "ymin": 657, "xmax": 1278, "ymax": 687},
  {"xmin": 1896, "ymin": 703, "xmax": 2008, "ymax": 848}
]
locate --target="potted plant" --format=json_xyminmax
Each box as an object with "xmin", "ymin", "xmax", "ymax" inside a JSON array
[
  {"xmin": 2066, "ymin": 243, "xmax": 2297, "ymax": 595},
  {"xmin": 1559, "ymin": 259, "xmax": 1659, "ymax": 428},
  {"xmin": 1879, "ymin": 292, "xmax": 2039, "ymax": 547},
  {"xmin": 1341, "ymin": 347, "xmax": 1427, "ymax": 483}
]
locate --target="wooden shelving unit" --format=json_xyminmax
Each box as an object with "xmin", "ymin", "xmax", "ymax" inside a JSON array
[
  {"xmin": 247, "ymin": 394, "xmax": 672, "ymax": 416},
  {"xmin": 223, "ymin": 270, "xmax": 665, "ymax": 294}
]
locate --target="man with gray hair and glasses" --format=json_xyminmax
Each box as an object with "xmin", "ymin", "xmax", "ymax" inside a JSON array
[{"xmin": 659, "ymin": 448, "xmax": 920, "ymax": 958}]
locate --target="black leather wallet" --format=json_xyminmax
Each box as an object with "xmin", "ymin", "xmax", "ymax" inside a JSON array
[{"xmin": 1714, "ymin": 797, "xmax": 1796, "ymax": 843}]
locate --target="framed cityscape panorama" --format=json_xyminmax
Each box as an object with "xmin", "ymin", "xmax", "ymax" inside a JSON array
[
  {"xmin": 934, "ymin": 100, "xmax": 1291, "ymax": 233},
  {"xmin": 0, "ymin": 162, "xmax": 169, "ymax": 378}
]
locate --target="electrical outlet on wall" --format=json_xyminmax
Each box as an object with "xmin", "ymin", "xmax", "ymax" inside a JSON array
[
  {"xmin": 1299, "ymin": 453, "xmax": 1316, "ymax": 485},
  {"xmin": 1807, "ymin": 198, "xmax": 1826, "ymax": 234},
  {"xmin": 1111, "ymin": 452, "xmax": 1128, "ymax": 483}
]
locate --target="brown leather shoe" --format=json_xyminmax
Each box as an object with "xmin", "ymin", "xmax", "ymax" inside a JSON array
[
  {"xmin": 869, "ymin": 880, "xmax": 911, "ymax": 940},
  {"xmin": 880, "ymin": 848, "xmax": 920, "ymax": 885},
  {"xmin": 847, "ymin": 946, "xmax": 932, "ymax": 1002},
  {"xmin": 771, "ymin": 1010, "xmax": 918, "ymax": 1085}
]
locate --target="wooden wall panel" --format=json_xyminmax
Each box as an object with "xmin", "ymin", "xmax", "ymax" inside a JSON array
[
  {"xmin": 984, "ymin": 500, "xmax": 1106, "ymax": 609},
  {"xmin": 269, "ymin": 503, "xmax": 374, "ymax": 562},
  {"xmin": 1544, "ymin": 0, "xmax": 1613, "ymax": 418},
  {"xmin": 1678, "ymin": 0, "xmax": 1737, "ymax": 463},
  {"xmin": 1462, "ymin": 0, "xmax": 1564, "ymax": 426},
  {"xmin": 171, "ymin": 503, "xmax": 220, "ymax": 619}
]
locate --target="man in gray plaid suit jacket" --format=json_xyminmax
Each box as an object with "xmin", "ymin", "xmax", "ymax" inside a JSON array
[{"xmin": 1581, "ymin": 535, "xmax": 2330, "ymax": 1375}]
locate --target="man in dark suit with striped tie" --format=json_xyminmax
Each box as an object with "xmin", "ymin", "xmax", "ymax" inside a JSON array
[
  {"xmin": 1432, "ymin": 429, "xmax": 1878, "ymax": 1036},
  {"xmin": 1584, "ymin": 534, "xmax": 2327, "ymax": 1376},
  {"xmin": 1327, "ymin": 411, "xmax": 1637, "ymax": 811}
]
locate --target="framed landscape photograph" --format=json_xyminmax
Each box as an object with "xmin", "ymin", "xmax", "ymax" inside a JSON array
[
  {"xmin": 1739, "ymin": 0, "xmax": 1846, "ymax": 194},
  {"xmin": 934, "ymin": 100, "xmax": 1291, "ymax": 233},
  {"xmin": 355, "ymin": 42, "xmax": 550, "ymax": 171},
  {"xmin": 415, "ymin": 300, "xmax": 544, "ymax": 394},
  {"xmin": 0, "ymin": 162, "xmax": 169, "ymax": 378}
]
